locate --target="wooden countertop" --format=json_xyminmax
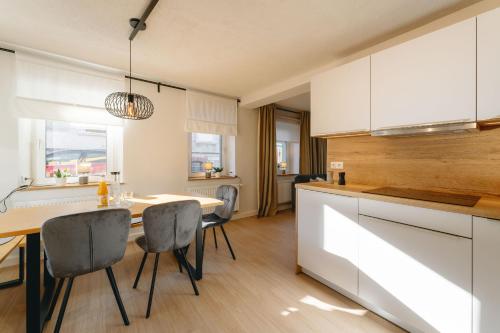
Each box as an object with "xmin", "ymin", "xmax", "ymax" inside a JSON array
[{"xmin": 295, "ymin": 182, "xmax": 500, "ymax": 220}]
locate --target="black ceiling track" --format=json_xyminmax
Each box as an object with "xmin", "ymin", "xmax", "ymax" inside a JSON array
[
  {"xmin": 125, "ymin": 75, "xmax": 241, "ymax": 102},
  {"xmin": 129, "ymin": 0, "xmax": 159, "ymax": 41},
  {"xmin": 0, "ymin": 47, "xmax": 15, "ymax": 54},
  {"xmin": 126, "ymin": 75, "xmax": 186, "ymax": 92}
]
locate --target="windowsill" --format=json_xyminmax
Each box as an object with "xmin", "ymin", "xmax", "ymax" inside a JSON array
[
  {"xmin": 188, "ymin": 176, "xmax": 238, "ymax": 181},
  {"xmin": 26, "ymin": 182, "xmax": 124, "ymax": 191},
  {"xmin": 277, "ymin": 173, "xmax": 298, "ymax": 177}
]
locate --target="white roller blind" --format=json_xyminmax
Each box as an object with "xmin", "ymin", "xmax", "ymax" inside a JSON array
[
  {"xmin": 15, "ymin": 52, "xmax": 125, "ymax": 125},
  {"xmin": 185, "ymin": 90, "xmax": 238, "ymax": 136},
  {"xmin": 276, "ymin": 119, "xmax": 300, "ymax": 142}
]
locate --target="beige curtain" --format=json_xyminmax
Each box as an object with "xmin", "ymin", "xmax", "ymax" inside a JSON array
[
  {"xmin": 300, "ymin": 111, "xmax": 327, "ymax": 175},
  {"xmin": 258, "ymin": 104, "xmax": 278, "ymax": 217},
  {"xmin": 299, "ymin": 112, "xmax": 311, "ymax": 174},
  {"xmin": 310, "ymin": 137, "xmax": 327, "ymax": 174}
]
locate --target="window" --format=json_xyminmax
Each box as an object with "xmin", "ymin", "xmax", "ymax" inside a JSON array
[
  {"xmin": 190, "ymin": 133, "xmax": 222, "ymax": 173},
  {"xmin": 18, "ymin": 118, "xmax": 123, "ymax": 185},
  {"xmin": 276, "ymin": 119, "xmax": 300, "ymax": 174},
  {"xmin": 189, "ymin": 132, "xmax": 236, "ymax": 177},
  {"xmin": 45, "ymin": 121, "xmax": 107, "ymax": 177},
  {"xmin": 276, "ymin": 141, "xmax": 287, "ymax": 164}
]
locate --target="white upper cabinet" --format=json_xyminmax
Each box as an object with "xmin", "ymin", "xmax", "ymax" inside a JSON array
[
  {"xmin": 371, "ymin": 18, "xmax": 476, "ymax": 130},
  {"xmin": 310, "ymin": 56, "xmax": 370, "ymax": 136},
  {"xmin": 478, "ymin": 8, "xmax": 500, "ymax": 121}
]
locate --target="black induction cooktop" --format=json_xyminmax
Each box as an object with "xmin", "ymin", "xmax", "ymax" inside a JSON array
[{"xmin": 362, "ymin": 187, "xmax": 481, "ymax": 207}]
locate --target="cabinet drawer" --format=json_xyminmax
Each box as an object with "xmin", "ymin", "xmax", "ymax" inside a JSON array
[
  {"xmin": 359, "ymin": 215, "xmax": 472, "ymax": 333},
  {"xmin": 359, "ymin": 198, "xmax": 472, "ymax": 238}
]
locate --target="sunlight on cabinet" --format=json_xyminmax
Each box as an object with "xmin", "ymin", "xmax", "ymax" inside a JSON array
[
  {"xmin": 358, "ymin": 216, "xmax": 473, "ymax": 333},
  {"xmin": 322, "ymin": 204, "xmax": 358, "ymax": 264}
]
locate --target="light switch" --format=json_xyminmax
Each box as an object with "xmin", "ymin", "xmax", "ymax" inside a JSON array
[{"xmin": 332, "ymin": 161, "xmax": 344, "ymax": 169}]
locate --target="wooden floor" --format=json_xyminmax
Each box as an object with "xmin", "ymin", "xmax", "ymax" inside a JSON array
[{"xmin": 0, "ymin": 211, "xmax": 404, "ymax": 333}]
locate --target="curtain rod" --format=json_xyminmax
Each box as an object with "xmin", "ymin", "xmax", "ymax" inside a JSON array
[
  {"xmin": 0, "ymin": 47, "xmax": 15, "ymax": 54},
  {"xmin": 126, "ymin": 75, "xmax": 241, "ymax": 102},
  {"xmin": 276, "ymin": 107, "xmax": 304, "ymax": 114}
]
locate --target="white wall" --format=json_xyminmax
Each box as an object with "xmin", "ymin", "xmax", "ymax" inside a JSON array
[
  {"xmin": 122, "ymin": 79, "xmax": 259, "ymax": 216},
  {"xmin": 0, "ymin": 51, "xmax": 19, "ymax": 204},
  {"xmin": 0, "ymin": 65, "xmax": 259, "ymax": 218}
]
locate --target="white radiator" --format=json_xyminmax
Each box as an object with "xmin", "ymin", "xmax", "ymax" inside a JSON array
[
  {"xmin": 186, "ymin": 184, "xmax": 240, "ymax": 214},
  {"xmin": 13, "ymin": 196, "xmax": 96, "ymax": 208}
]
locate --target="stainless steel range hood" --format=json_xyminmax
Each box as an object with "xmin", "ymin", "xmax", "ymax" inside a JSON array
[{"xmin": 370, "ymin": 121, "xmax": 479, "ymax": 137}]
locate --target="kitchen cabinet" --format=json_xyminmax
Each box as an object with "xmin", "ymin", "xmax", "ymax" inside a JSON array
[
  {"xmin": 297, "ymin": 189, "xmax": 359, "ymax": 295},
  {"xmin": 477, "ymin": 8, "xmax": 500, "ymax": 121},
  {"xmin": 473, "ymin": 217, "xmax": 500, "ymax": 333},
  {"xmin": 310, "ymin": 56, "xmax": 370, "ymax": 136},
  {"xmin": 358, "ymin": 215, "xmax": 472, "ymax": 333},
  {"xmin": 371, "ymin": 18, "xmax": 476, "ymax": 130}
]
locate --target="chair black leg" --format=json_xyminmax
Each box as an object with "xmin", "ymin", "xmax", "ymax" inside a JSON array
[
  {"xmin": 47, "ymin": 278, "xmax": 65, "ymax": 321},
  {"xmin": 213, "ymin": 227, "xmax": 218, "ymax": 249},
  {"xmin": 177, "ymin": 252, "xmax": 183, "ymax": 273},
  {"xmin": 220, "ymin": 225, "xmax": 236, "ymax": 260},
  {"xmin": 146, "ymin": 253, "xmax": 160, "ymax": 319},
  {"xmin": 180, "ymin": 248, "xmax": 199, "ymax": 296},
  {"xmin": 105, "ymin": 267, "xmax": 130, "ymax": 326},
  {"xmin": 54, "ymin": 277, "xmax": 74, "ymax": 333},
  {"xmin": 133, "ymin": 252, "xmax": 148, "ymax": 289},
  {"xmin": 202, "ymin": 229, "xmax": 206, "ymax": 253}
]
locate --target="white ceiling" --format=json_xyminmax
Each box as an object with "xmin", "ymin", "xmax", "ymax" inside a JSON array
[
  {"xmin": 277, "ymin": 92, "xmax": 311, "ymax": 111},
  {"xmin": 0, "ymin": 0, "xmax": 479, "ymax": 98}
]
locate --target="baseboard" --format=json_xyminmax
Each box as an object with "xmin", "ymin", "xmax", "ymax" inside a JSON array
[{"xmin": 232, "ymin": 209, "xmax": 258, "ymax": 220}]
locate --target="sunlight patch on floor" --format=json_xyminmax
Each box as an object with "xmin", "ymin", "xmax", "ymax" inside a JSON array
[{"xmin": 300, "ymin": 295, "xmax": 368, "ymax": 316}]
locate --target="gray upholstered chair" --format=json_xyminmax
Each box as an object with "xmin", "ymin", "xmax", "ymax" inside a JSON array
[
  {"xmin": 42, "ymin": 209, "xmax": 131, "ymax": 333},
  {"xmin": 132, "ymin": 200, "xmax": 201, "ymax": 318},
  {"xmin": 202, "ymin": 185, "xmax": 238, "ymax": 260}
]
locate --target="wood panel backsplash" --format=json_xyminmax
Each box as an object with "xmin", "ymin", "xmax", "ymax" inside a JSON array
[{"xmin": 327, "ymin": 127, "xmax": 500, "ymax": 195}]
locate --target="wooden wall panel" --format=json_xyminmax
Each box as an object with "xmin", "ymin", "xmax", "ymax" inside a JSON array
[{"xmin": 327, "ymin": 127, "xmax": 500, "ymax": 195}]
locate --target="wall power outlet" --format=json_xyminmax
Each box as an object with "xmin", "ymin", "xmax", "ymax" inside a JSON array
[{"xmin": 331, "ymin": 161, "xmax": 344, "ymax": 169}]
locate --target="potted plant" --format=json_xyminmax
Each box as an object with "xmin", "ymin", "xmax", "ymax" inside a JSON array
[
  {"xmin": 213, "ymin": 167, "xmax": 223, "ymax": 178},
  {"xmin": 54, "ymin": 168, "xmax": 69, "ymax": 185}
]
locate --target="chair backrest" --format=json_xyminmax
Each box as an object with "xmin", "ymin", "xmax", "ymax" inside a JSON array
[
  {"xmin": 213, "ymin": 185, "xmax": 238, "ymax": 220},
  {"xmin": 142, "ymin": 200, "xmax": 201, "ymax": 253},
  {"xmin": 42, "ymin": 209, "xmax": 131, "ymax": 278}
]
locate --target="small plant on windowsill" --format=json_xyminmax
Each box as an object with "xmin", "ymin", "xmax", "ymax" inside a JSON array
[
  {"xmin": 213, "ymin": 167, "xmax": 223, "ymax": 178},
  {"xmin": 54, "ymin": 168, "xmax": 70, "ymax": 186}
]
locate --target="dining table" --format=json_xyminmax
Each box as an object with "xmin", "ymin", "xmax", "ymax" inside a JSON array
[{"xmin": 0, "ymin": 193, "xmax": 223, "ymax": 333}]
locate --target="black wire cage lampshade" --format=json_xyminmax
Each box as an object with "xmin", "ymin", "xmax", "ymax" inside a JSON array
[
  {"xmin": 105, "ymin": 92, "xmax": 154, "ymax": 120},
  {"xmin": 105, "ymin": 35, "xmax": 154, "ymax": 120}
]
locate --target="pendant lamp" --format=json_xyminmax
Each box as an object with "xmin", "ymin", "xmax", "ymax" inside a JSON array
[{"xmin": 105, "ymin": 40, "xmax": 154, "ymax": 120}]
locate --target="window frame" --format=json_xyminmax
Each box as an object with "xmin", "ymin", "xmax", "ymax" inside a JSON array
[
  {"xmin": 21, "ymin": 119, "xmax": 123, "ymax": 185},
  {"xmin": 188, "ymin": 132, "xmax": 224, "ymax": 177}
]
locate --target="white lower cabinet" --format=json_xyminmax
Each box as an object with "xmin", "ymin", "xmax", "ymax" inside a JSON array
[
  {"xmin": 358, "ymin": 215, "xmax": 472, "ymax": 333},
  {"xmin": 473, "ymin": 217, "xmax": 500, "ymax": 333},
  {"xmin": 297, "ymin": 189, "xmax": 359, "ymax": 295}
]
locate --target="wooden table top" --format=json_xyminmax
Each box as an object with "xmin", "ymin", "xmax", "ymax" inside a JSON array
[{"xmin": 0, "ymin": 194, "xmax": 223, "ymax": 238}]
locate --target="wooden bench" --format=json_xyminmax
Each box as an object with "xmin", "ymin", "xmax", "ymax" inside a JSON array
[{"xmin": 0, "ymin": 235, "xmax": 25, "ymax": 289}]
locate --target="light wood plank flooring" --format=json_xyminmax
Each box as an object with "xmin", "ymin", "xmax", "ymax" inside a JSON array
[{"xmin": 0, "ymin": 211, "xmax": 404, "ymax": 333}]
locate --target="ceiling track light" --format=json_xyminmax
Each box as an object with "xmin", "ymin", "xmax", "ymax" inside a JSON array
[{"xmin": 105, "ymin": 0, "xmax": 159, "ymax": 120}]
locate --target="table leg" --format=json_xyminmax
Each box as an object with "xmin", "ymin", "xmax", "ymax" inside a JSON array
[
  {"xmin": 195, "ymin": 220, "xmax": 203, "ymax": 280},
  {"xmin": 175, "ymin": 221, "xmax": 203, "ymax": 281},
  {"xmin": 26, "ymin": 233, "xmax": 41, "ymax": 333},
  {"xmin": 26, "ymin": 233, "xmax": 56, "ymax": 333}
]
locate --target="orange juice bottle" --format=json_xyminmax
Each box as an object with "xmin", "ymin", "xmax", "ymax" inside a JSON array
[{"xmin": 97, "ymin": 176, "xmax": 108, "ymax": 207}]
